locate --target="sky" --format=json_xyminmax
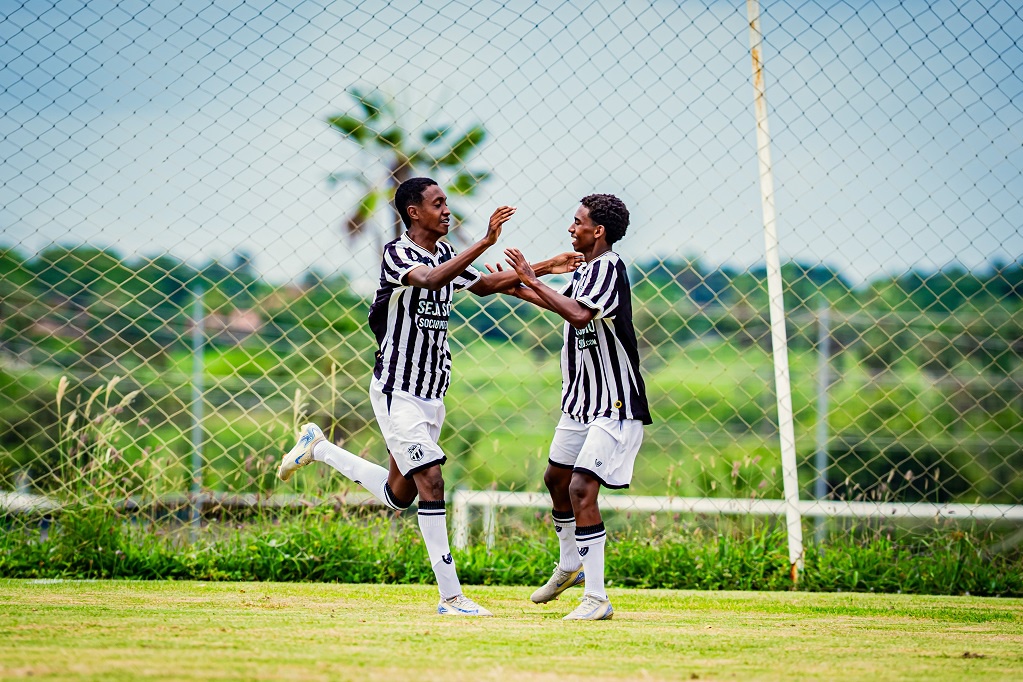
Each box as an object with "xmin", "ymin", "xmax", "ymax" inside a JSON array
[{"xmin": 1, "ymin": 0, "xmax": 1021, "ymax": 290}]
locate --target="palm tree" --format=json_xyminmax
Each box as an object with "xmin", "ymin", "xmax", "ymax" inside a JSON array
[{"xmin": 326, "ymin": 87, "xmax": 492, "ymax": 243}]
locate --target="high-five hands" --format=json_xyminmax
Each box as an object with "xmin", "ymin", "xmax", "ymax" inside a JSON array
[
  {"xmin": 484, "ymin": 206, "xmax": 517, "ymax": 245},
  {"xmin": 505, "ymin": 248, "xmax": 539, "ymax": 287}
]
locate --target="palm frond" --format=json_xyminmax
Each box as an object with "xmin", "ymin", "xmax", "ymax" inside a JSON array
[
  {"xmin": 420, "ymin": 125, "xmax": 454, "ymax": 145},
  {"xmin": 326, "ymin": 114, "xmax": 373, "ymax": 143},
  {"xmin": 447, "ymin": 170, "xmax": 491, "ymax": 196},
  {"xmin": 377, "ymin": 127, "xmax": 405, "ymax": 150},
  {"xmin": 349, "ymin": 87, "xmax": 388, "ymax": 121},
  {"xmin": 343, "ymin": 188, "xmax": 385, "ymax": 239},
  {"xmin": 436, "ymin": 125, "xmax": 487, "ymax": 167}
]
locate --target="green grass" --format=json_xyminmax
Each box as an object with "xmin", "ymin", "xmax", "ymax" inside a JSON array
[
  {"xmin": 4, "ymin": 510, "xmax": 1022, "ymax": 596},
  {"xmin": 1, "ymin": 580, "xmax": 1021, "ymax": 681}
]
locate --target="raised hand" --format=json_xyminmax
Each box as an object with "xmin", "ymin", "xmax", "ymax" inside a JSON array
[
  {"xmin": 505, "ymin": 247, "xmax": 539, "ymax": 287},
  {"xmin": 485, "ymin": 206, "xmax": 517, "ymax": 245},
  {"xmin": 547, "ymin": 251, "xmax": 585, "ymax": 275}
]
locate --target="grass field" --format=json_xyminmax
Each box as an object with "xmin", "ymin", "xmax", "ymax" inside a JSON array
[{"xmin": 1, "ymin": 580, "xmax": 1021, "ymax": 681}]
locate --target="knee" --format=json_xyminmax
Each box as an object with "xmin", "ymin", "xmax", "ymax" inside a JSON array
[
  {"xmin": 569, "ymin": 473, "xmax": 598, "ymax": 506},
  {"xmin": 414, "ymin": 465, "xmax": 445, "ymax": 501},
  {"xmin": 544, "ymin": 467, "xmax": 570, "ymax": 496},
  {"xmin": 384, "ymin": 482, "xmax": 417, "ymax": 511}
]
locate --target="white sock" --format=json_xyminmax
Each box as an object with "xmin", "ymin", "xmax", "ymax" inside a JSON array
[
  {"xmin": 417, "ymin": 501, "xmax": 461, "ymax": 600},
  {"xmin": 552, "ymin": 509, "xmax": 581, "ymax": 572},
  {"xmin": 312, "ymin": 441, "xmax": 407, "ymax": 510},
  {"xmin": 576, "ymin": 522, "xmax": 607, "ymax": 600}
]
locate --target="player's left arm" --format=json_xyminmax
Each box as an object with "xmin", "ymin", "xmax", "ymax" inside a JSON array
[
  {"xmin": 468, "ymin": 251, "xmax": 583, "ymax": 296},
  {"xmin": 406, "ymin": 205, "xmax": 516, "ymax": 291}
]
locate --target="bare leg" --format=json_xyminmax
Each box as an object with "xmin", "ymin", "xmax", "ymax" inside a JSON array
[
  {"xmin": 544, "ymin": 464, "xmax": 573, "ymax": 513},
  {"xmin": 545, "ymin": 465, "xmax": 581, "ymax": 572},
  {"xmin": 569, "ymin": 471, "xmax": 608, "ymax": 600},
  {"xmin": 569, "ymin": 471, "xmax": 602, "ymax": 527},
  {"xmin": 385, "ymin": 454, "xmax": 418, "ymax": 506}
]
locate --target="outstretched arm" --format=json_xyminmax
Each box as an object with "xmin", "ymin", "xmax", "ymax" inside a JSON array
[
  {"xmin": 405, "ymin": 206, "xmax": 516, "ymax": 290},
  {"xmin": 469, "ymin": 251, "xmax": 583, "ymax": 296},
  {"xmin": 479, "ymin": 262, "xmax": 555, "ymax": 310},
  {"xmin": 505, "ymin": 248, "xmax": 595, "ymax": 329}
]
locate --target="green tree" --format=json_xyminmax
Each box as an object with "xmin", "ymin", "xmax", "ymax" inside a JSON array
[{"xmin": 326, "ymin": 87, "xmax": 492, "ymax": 242}]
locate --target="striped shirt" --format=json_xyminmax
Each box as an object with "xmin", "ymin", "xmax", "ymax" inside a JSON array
[
  {"xmin": 368, "ymin": 233, "xmax": 481, "ymax": 399},
  {"xmin": 560, "ymin": 251, "xmax": 651, "ymax": 424}
]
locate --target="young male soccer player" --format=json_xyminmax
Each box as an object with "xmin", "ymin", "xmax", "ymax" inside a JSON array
[
  {"xmin": 503, "ymin": 194, "xmax": 651, "ymax": 621},
  {"xmin": 277, "ymin": 177, "xmax": 582, "ymax": 617}
]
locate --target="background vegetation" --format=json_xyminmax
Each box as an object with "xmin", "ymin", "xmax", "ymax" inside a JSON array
[{"xmin": 2, "ymin": 244, "xmax": 1021, "ymax": 506}]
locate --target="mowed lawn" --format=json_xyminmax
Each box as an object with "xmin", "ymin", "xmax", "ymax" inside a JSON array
[{"xmin": 1, "ymin": 580, "xmax": 1021, "ymax": 681}]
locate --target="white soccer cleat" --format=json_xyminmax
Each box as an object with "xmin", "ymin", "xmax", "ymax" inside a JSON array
[
  {"xmin": 437, "ymin": 594, "xmax": 494, "ymax": 617},
  {"xmin": 530, "ymin": 565, "xmax": 585, "ymax": 603},
  {"xmin": 563, "ymin": 594, "xmax": 614, "ymax": 621},
  {"xmin": 277, "ymin": 423, "xmax": 325, "ymax": 482}
]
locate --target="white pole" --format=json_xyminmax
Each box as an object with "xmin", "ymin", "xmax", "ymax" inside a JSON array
[
  {"xmin": 747, "ymin": 0, "xmax": 804, "ymax": 578},
  {"xmin": 190, "ymin": 286, "xmax": 205, "ymax": 532}
]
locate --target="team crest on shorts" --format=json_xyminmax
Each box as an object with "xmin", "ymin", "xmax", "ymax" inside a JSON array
[
  {"xmin": 406, "ymin": 443, "xmax": 424, "ymax": 462},
  {"xmin": 595, "ymin": 459, "xmax": 603, "ymax": 467}
]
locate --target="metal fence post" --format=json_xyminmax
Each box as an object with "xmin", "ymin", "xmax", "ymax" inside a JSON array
[
  {"xmin": 814, "ymin": 304, "xmax": 832, "ymax": 544},
  {"xmin": 190, "ymin": 286, "xmax": 205, "ymax": 531}
]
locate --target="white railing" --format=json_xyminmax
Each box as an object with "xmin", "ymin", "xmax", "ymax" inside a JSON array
[{"xmin": 450, "ymin": 489, "xmax": 1023, "ymax": 554}]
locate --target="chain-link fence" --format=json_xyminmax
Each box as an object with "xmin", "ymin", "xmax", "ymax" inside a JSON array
[{"xmin": 2, "ymin": 0, "xmax": 1022, "ymax": 553}]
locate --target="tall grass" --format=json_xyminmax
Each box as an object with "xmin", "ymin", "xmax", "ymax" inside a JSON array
[{"xmin": 2, "ymin": 508, "xmax": 1020, "ymax": 596}]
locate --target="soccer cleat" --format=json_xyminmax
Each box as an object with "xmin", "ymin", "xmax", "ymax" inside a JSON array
[
  {"xmin": 277, "ymin": 423, "xmax": 325, "ymax": 482},
  {"xmin": 437, "ymin": 594, "xmax": 494, "ymax": 617},
  {"xmin": 563, "ymin": 594, "xmax": 614, "ymax": 621},
  {"xmin": 530, "ymin": 565, "xmax": 585, "ymax": 603}
]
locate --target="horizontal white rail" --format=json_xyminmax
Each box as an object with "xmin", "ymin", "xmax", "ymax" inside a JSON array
[{"xmin": 450, "ymin": 490, "xmax": 1023, "ymax": 549}]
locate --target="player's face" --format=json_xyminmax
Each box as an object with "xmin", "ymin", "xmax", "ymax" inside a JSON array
[
  {"xmin": 569, "ymin": 205, "xmax": 598, "ymax": 252},
  {"xmin": 411, "ymin": 184, "xmax": 451, "ymax": 235}
]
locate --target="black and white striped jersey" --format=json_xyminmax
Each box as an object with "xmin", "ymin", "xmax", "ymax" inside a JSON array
[
  {"xmin": 368, "ymin": 233, "xmax": 481, "ymax": 399},
  {"xmin": 560, "ymin": 251, "xmax": 652, "ymax": 424}
]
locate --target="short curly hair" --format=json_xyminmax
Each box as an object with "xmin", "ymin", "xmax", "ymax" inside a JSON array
[
  {"xmin": 580, "ymin": 194, "xmax": 630, "ymax": 245},
  {"xmin": 395, "ymin": 177, "xmax": 439, "ymax": 229}
]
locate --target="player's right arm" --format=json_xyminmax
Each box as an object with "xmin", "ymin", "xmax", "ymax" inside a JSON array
[
  {"xmin": 472, "ymin": 251, "xmax": 583, "ymax": 296},
  {"xmin": 405, "ymin": 206, "xmax": 516, "ymax": 290},
  {"xmin": 504, "ymin": 248, "xmax": 595, "ymax": 329},
  {"xmin": 480, "ymin": 260, "xmax": 572, "ymax": 311}
]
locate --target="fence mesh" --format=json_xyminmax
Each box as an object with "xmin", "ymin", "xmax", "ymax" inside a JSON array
[{"xmin": 2, "ymin": 0, "xmax": 1022, "ymax": 544}]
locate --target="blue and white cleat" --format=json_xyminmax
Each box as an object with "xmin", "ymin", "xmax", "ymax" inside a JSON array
[
  {"xmin": 277, "ymin": 423, "xmax": 325, "ymax": 482},
  {"xmin": 530, "ymin": 565, "xmax": 585, "ymax": 603},
  {"xmin": 437, "ymin": 594, "xmax": 493, "ymax": 617},
  {"xmin": 563, "ymin": 594, "xmax": 613, "ymax": 621}
]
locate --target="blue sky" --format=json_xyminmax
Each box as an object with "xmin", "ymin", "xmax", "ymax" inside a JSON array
[{"xmin": 1, "ymin": 0, "xmax": 1021, "ymax": 288}]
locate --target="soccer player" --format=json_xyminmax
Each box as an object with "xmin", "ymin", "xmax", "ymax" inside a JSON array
[
  {"xmin": 277, "ymin": 177, "xmax": 582, "ymax": 617},
  {"xmin": 502, "ymin": 194, "xmax": 651, "ymax": 621}
]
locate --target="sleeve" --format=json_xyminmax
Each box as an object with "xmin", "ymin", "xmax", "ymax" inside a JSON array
[
  {"xmin": 451, "ymin": 263, "xmax": 482, "ymax": 291},
  {"xmin": 573, "ymin": 259, "xmax": 621, "ymax": 320},
  {"xmin": 441, "ymin": 243, "xmax": 482, "ymax": 291},
  {"xmin": 381, "ymin": 244, "xmax": 426, "ymax": 286}
]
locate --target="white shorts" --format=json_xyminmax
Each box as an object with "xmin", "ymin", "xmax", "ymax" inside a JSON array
[
  {"xmin": 548, "ymin": 414, "xmax": 644, "ymax": 489},
  {"xmin": 369, "ymin": 376, "xmax": 447, "ymax": 477}
]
